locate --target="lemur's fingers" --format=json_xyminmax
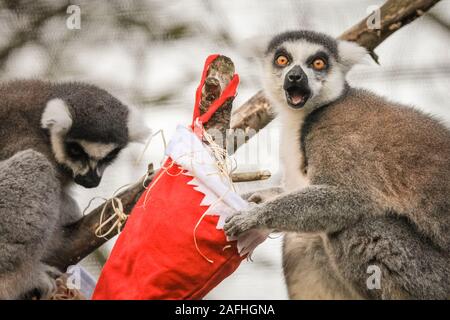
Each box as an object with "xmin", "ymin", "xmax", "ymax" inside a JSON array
[
  {"xmin": 26, "ymin": 263, "xmax": 60, "ymax": 300},
  {"xmin": 247, "ymin": 193, "xmax": 263, "ymax": 204},
  {"xmin": 35, "ymin": 275, "xmax": 57, "ymax": 300},
  {"xmin": 224, "ymin": 212, "xmax": 259, "ymax": 237},
  {"xmin": 241, "ymin": 187, "xmax": 284, "ymax": 204},
  {"xmin": 240, "ymin": 191, "xmax": 261, "ymax": 202},
  {"xmin": 42, "ymin": 263, "xmax": 63, "ymax": 279}
]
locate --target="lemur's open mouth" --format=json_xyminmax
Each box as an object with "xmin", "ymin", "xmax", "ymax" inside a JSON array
[
  {"xmin": 285, "ymin": 86, "xmax": 311, "ymax": 108},
  {"xmin": 284, "ymin": 86, "xmax": 311, "ymax": 108}
]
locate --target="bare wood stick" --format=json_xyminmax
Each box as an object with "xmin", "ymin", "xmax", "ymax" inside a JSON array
[
  {"xmin": 339, "ymin": 0, "xmax": 441, "ymax": 54},
  {"xmin": 202, "ymin": 55, "xmax": 236, "ymax": 137},
  {"xmin": 47, "ymin": 0, "xmax": 440, "ymax": 270},
  {"xmin": 231, "ymin": 170, "xmax": 271, "ymax": 183}
]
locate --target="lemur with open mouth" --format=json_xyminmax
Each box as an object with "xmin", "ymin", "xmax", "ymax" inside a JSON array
[{"xmin": 225, "ymin": 30, "xmax": 450, "ymax": 300}]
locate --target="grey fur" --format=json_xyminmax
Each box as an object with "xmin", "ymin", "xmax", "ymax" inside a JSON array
[
  {"xmin": 0, "ymin": 80, "xmax": 148, "ymax": 299},
  {"xmin": 225, "ymin": 31, "xmax": 450, "ymax": 299},
  {"xmin": 266, "ymin": 30, "xmax": 338, "ymax": 58},
  {"xmin": 0, "ymin": 150, "xmax": 61, "ymax": 299}
]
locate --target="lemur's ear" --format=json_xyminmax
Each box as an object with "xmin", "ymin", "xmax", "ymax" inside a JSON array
[
  {"xmin": 41, "ymin": 98, "xmax": 73, "ymax": 133},
  {"xmin": 337, "ymin": 40, "xmax": 368, "ymax": 71},
  {"xmin": 127, "ymin": 106, "xmax": 152, "ymax": 143}
]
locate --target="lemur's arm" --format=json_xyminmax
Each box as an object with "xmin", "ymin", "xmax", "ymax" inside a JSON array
[
  {"xmin": 225, "ymin": 185, "xmax": 381, "ymax": 237},
  {"xmin": 0, "ymin": 150, "xmax": 62, "ymax": 299}
]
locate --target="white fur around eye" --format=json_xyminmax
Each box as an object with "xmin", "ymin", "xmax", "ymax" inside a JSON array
[
  {"xmin": 337, "ymin": 41, "xmax": 368, "ymax": 71},
  {"xmin": 41, "ymin": 98, "xmax": 73, "ymax": 133}
]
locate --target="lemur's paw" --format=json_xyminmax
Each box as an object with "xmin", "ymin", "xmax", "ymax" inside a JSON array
[
  {"xmin": 34, "ymin": 263, "xmax": 62, "ymax": 299},
  {"xmin": 224, "ymin": 211, "xmax": 260, "ymax": 237}
]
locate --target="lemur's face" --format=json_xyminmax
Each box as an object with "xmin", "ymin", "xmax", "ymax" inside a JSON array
[
  {"xmin": 262, "ymin": 31, "xmax": 366, "ymax": 112},
  {"xmin": 43, "ymin": 97, "xmax": 128, "ymax": 188},
  {"xmin": 58, "ymin": 139, "xmax": 123, "ymax": 188},
  {"xmin": 41, "ymin": 86, "xmax": 151, "ymax": 188}
]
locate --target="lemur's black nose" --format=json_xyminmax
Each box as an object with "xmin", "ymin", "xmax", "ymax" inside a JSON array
[
  {"xmin": 286, "ymin": 65, "xmax": 305, "ymax": 83},
  {"xmin": 288, "ymin": 74, "xmax": 301, "ymax": 82},
  {"xmin": 74, "ymin": 169, "xmax": 101, "ymax": 188},
  {"xmin": 288, "ymin": 73, "xmax": 302, "ymax": 82}
]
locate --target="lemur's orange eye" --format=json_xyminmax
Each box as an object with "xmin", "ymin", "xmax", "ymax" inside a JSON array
[
  {"xmin": 275, "ymin": 55, "xmax": 289, "ymax": 67},
  {"xmin": 312, "ymin": 58, "xmax": 326, "ymax": 70}
]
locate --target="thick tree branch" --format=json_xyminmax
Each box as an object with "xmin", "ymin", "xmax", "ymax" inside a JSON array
[
  {"xmin": 339, "ymin": 0, "xmax": 441, "ymax": 52},
  {"xmin": 47, "ymin": 0, "xmax": 441, "ymax": 271}
]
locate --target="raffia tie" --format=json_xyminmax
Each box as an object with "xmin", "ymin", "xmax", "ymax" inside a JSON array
[
  {"xmin": 192, "ymin": 126, "xmax": 237, "ymax": 263},
  {"xmin": 95, "ymin": 196, "xmax": 128, "ymax": 239}
]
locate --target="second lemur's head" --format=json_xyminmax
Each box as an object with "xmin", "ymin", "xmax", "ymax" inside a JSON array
[
  {"xmin": 262, "ymin": 30, "xmax": 367, "ymax": 113},
  {"xmin": 41, "ymin": 83, "xmax": 151, "ymax": 188}
]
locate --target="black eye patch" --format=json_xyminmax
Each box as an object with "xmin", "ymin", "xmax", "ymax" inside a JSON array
[
  {"xmin": 100, "ymin": 148, "xmax": 121, "ymax": 164},
  {"xmin": 306, "ymin": 51, "xmax": 330, "ymax": 71},
  {"xmin": 66, "ymin": 142, "xmax": 87, "ymax": 160}
]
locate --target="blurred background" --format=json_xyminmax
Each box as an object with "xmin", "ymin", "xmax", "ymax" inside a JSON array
[{"xmin": 0, "ymin": 0, "xmax": 449, "ymax": 299}]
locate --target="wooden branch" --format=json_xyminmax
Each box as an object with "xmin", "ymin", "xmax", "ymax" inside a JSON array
[
  {"xmin": 339, "ymin": 0, "xmax": 441, "ymax": 53},
  {"xmin": 231, "ymin": 170, "xmax": 271, "ymax": 183},
  {"xmin": 47, "ymin": 0, "xmax": 441, "ymax": 271},
  {"xmin": 201, "ymin": 55, "xmax": 235, "ymax": 134}
]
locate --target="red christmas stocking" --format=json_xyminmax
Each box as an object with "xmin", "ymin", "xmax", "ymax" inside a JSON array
[{"xmin": 92, "ymin": 55, "xmax": 269, "ymax": 300}]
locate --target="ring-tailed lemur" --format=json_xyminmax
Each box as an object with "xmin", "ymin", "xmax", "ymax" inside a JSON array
[
  {"xmin": 225, "ymin": 30, "xmax": 450, "ymax": 299},
  {"xmin": 0, "ymin": 80, "xmax": 151, "ymax": 299}
]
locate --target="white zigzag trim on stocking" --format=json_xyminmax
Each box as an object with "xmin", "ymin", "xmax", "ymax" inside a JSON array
[{"xmin": 165, "ymin": 125, "xmax": 270, "ymax": 256}]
